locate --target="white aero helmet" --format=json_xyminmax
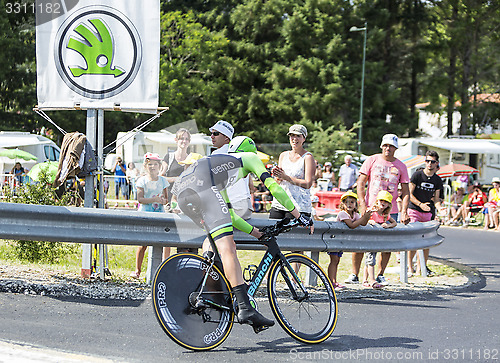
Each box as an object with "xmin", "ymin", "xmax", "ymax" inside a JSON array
[{"xmin": 228, "ymin": 136, "xmax": 257, "ymax": 154}]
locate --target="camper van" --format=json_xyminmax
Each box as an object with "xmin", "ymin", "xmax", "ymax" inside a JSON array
[
  {"xmin": 0, "ymin": 131, "xmax": 61, "ymax": 174},
  {"xmin": 396, "ymin": 137, "xmax": 500, "ymax": 184},
  {"xmin": 104, "ymin": 130, "xmax": 213, "ymax": 170}
]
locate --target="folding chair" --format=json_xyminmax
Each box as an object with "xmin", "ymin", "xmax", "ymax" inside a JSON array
[{"xmin": 467, "ymin": 206, "xmax": 485, "ymax": 227}]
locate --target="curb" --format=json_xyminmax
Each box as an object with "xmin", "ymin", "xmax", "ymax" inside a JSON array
[
  {"xmin": 0, "ymin": 257, "xmax": 481, "ymax": 301},
  {"xmin": 331, "ymin": 256, "xmax": 482, "ymax": 301}
]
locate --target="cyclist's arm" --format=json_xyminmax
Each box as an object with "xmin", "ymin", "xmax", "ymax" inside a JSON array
[
  {"xmin": 220, "ymin": 189, "xmax": 254, "ymax": 234},
  {"xmin": 242, "ymin": 154, "xmax": 300, "ymax": 219}
]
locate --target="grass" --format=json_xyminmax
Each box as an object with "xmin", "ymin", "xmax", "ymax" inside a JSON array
[
  {"xmin": 0, "ymin": 241, "xmax": 139, "ymax": 282},
  {"xmin": 1, "ymin": 240, "xmax": 462, "ymax": 284}
]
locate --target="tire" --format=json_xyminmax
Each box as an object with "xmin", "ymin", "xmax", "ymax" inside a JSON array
[
  {"xmin": 267, "ymin": 253, "xmax": 338, "ymax": 344},
  {"xmin": 152, "ymin": 253, "xmax": 234, "ymax": 351}
]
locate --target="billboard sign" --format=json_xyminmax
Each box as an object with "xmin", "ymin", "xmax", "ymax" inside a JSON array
[{"xmin": 36, "ymin": 0, "xmax": 159, "ymax": 113}]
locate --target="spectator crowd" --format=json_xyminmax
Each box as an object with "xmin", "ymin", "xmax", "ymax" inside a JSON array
[{"xmin": 88, "ymin": 121, "xmax": 499, "ymax": 283}]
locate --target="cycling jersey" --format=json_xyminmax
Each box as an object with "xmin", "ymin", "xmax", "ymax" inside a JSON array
[{"xmin": 172, "ymin": 153, "xmax": 296, "ymax": 241}]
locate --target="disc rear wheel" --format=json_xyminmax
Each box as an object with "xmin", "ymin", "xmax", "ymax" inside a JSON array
[{"xmin": 152, "ymin": 253, "xmax": 234, "ymax": 351}]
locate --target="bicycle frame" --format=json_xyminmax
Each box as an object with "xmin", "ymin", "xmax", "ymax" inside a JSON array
[
  {"xmin": 199, "ymin": 224, "xmax": 307, "ymax": 311},
  {"xmin": 237, "ymin": 238, "xmax": 307, "ymax": 299}
]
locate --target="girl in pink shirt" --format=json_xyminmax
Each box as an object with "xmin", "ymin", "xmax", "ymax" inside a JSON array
[
  {"xmin": 364, "ymin": 191, "xmax": 397, "ymax": 288},
  {"xmin": 329, "ymin": 191, "xmax": 372, "ymax": 290}
]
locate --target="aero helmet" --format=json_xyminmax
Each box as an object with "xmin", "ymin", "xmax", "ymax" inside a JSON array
[{"xmin": 228, "ymin": 136, "xmax": 257, "ymax": 154}]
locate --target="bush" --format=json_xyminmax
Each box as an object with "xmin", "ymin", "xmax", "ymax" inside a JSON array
[{"xmin": 2, "ymin": 169, "xmax": 81, "ymax": 263}]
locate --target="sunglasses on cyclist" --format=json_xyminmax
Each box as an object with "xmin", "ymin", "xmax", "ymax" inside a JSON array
[
  {"xmin": 425, "ymin": 159, "xmax": 438, "ymax": 164},
  {"xmin": 211, "ymin": 131, "xmax": 221, "ymax": 136}
]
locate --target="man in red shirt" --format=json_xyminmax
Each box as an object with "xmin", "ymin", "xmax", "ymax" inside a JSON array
[{"xmin": 460, "ymin": 182, "xmax": 487, "ymax": 227}]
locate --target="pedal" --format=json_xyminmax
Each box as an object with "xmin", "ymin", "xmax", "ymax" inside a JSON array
[{"xmin": 252, "ymin": 324, "xmax": 271, "ymax": 334}]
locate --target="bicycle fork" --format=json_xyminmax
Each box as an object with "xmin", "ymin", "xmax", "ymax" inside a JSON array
[{"xmin": 275, "ymin": 255, "xmax": 310, "ymax": 302}]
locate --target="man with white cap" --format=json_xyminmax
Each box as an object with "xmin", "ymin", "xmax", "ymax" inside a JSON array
[
  {"xmin": 210, "ymin": 120, "xmax": 253, "ymax": 219},
  {"xmin": 345, "ymin": 133, "xmax": 410, "ymax": 285},
  {"xmin": 210, "ymin": 120, "xmax": 234, "ymax": 153}
]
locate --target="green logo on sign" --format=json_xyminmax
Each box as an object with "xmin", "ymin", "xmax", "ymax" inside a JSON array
[
  {"xmin": 54, "ymin": 5, "xmax": 142, "ymax": 99},
  {"xmin": 67, "ymin": 18, "xmax": 124, "ymax": 78}
]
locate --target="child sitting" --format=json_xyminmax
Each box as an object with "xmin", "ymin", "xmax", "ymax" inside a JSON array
[
  {"xmin": 328, "ymin": 191, "xmax": 372, "ymax": 291},
  {"xmin": 311, "ymin": 195, "xmax": 324, "ymax": 221},
  {"xmin": 363, "ymin": 190, "xmax": 397, "ymax": 288}
]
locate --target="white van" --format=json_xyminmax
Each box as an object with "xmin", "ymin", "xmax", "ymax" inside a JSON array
[{"xmin": 0, "ymin": 131, "xmax": 61, "ymax": 174}]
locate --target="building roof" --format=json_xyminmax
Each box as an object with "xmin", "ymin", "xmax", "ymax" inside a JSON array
[{"xmin": 419, "ymin": 138, "xmax": 500, "ymax": 154}]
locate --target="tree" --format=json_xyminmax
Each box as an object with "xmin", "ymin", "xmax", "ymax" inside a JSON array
[
  {"xmin": 0, "ymin": 0, "xmax": 37, "ymax": 130},
  {"xmin": 1, "ymin": 0, "xmax": 498, "ymax": 150},
  {"xmin": 157, "ymin": 11, "xmax": 234, "ymax": 132},
  {"xmin": 308, "ymin": 121, "xmax": 358, "ymax": 166},
  {"xmin": 424, "ymin": 0, "xmax": 500, "ymax": 136}
]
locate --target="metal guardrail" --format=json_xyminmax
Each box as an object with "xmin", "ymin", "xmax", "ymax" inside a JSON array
[{"xmin": 0, "ymin": 202, "xmax": 444, "ymax": 283}]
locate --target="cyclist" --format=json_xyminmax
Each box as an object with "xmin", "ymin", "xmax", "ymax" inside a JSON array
[{"xmin": 172, "ymin": 136, "xmax": 313, "ymax": 332}]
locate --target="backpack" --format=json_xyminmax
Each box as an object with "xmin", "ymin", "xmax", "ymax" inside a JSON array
[{"xmin": 76, "ymin": 139, "xmax": 98, "ymax": 178}]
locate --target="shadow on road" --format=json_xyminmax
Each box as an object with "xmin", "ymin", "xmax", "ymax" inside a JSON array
[
  {"xmin": 50, "ymin": 295, "xmax": 147, "ymax": 307},
  {"xmin": 193, "ymin": 335, "xmax": 423, "ymax": 355}
]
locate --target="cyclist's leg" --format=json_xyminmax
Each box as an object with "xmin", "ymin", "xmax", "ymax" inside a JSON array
[
  {"xmin": 177, "ymin": 185, "xmax": 273, "ymax": 331},
  {"xmin": 214, "ymin": 235, "xmax": 244, "ymax": 287},
  {"xmin": 211, "ymin": 233, "xmax": 274, "ymax": 331}
]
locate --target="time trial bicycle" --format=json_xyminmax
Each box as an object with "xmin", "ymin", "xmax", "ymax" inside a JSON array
[{"xmin": 152, "ymin": 213, "xmax": 338, "ymax": 351}]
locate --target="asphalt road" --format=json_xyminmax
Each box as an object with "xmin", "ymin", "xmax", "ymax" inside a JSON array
[{"xmin": 0, "ymin": 227, "xmax": 499, "ymax": 362}]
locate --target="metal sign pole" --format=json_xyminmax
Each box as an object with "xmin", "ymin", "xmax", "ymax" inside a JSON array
[
  {"xmin": 97, "ymin": 109, "xmax": 104, "ymax": 209},
  {"xmin": 81, "ymin": 109, "xmax": 97, "ymax": 277},
  {"xmin": 97, "ymin": 109, "xmax": 107, "ymax": 279}
]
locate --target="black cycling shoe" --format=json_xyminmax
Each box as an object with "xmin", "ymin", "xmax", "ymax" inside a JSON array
[
  {"xmin": 233, "ymin": 284, "xmax": 274, "ymax": 333},
  {"xmin": 237, "ymin": 308, "xmax": 275, "ymax": 333}
]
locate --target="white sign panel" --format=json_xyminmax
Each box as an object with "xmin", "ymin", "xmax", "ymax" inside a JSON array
[{"xmin": 36, "ymin": 0, "xmax": 160, "ymax": 113}]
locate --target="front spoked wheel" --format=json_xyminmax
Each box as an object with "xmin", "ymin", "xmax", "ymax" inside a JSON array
[
  {"xmin": 152, "ymin": 253, "xmax": 234, "ymax": 351},
  {"xmin": 267, "ymin": 253, "xmax": 338, "ymax": 344}
]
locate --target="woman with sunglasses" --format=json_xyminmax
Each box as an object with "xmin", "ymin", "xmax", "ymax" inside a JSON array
[
  {"xmin": 407, "ymin": 150, "xmax": 444, "ymax": 276},
  {"xmin": 160, "ymin": 128, "xmax": 191, "ymax": 203}
]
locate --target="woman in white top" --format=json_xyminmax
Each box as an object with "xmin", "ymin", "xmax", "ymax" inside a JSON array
[
  {"xmin": 322, "ymin": 162, "xmax": 336, "ymax": 191},
  {"xmin": 160, "ymin": 128, "xmax": 191, "ymax": 203},
  {"xmin": 270, "ymin": 124, "xmax": 316, "ymax": 220}
]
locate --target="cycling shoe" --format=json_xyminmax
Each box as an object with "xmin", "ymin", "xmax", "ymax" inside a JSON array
[
  {"xmin": 237, "ymin": 308, "xmax": 275, "ymax": 333},
  {"xmin": 233, "ymin": 283, "xmax": 274, "ymax": 333}
]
